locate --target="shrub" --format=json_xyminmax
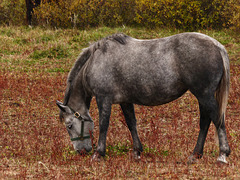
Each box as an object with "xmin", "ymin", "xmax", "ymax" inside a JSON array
[
  {"xmin": 199, "ymin": 0, "xmax": 235, "ymax": 29},
  {"xmin": 0, "ymin": 0, "xmax": 26, "ymax": 25},
  {"xmin": 32, "ymin": 0, "xmax": 72, "ymax": 28},
  {"xmin": 94, "ymin": 0, "xmax": 136, "ymax": 27},
  {"xmin": 135, "ymin": 0, "xmax": 235, "ymax": 30},
  {"xmin": 33, "ymin": 0, "xmax": 136, "ymax": 28},
  {"xmin": 229, "ymin": 0, "xmax": 240, "ymax": 32},
  {"xmin": 0, "ymin": 0, "xmax": 239, "ymax": 31}
]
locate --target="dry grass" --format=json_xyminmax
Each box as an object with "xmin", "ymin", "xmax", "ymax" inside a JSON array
[{"xmin": 0, "ymin": 26, "xmax": 239, "ymax": 179}]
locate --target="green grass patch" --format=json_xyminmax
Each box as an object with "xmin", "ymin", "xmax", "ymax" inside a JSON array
[
  {"xmin": 0, "ymin": 26, "xmax": 239, "ymax": 73},
  {"xmin": 30, "ymin": 46, "xmax": 69, "ymax": 60},
  {"xmin": 48, "ymin": 67, "xmax": 68, "ymax": 73},
  {"xmin": 107, "ymin": 142, "xmax": 131, "ymax": 156},
  {"xmin": 13, "ymin": 38, "xmax": 29, "ymax": 45}
]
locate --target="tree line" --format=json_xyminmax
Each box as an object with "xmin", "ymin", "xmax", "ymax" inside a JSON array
[{"xmin": 1, "ymin": 0, "xmax": 239, "ymax": 31}]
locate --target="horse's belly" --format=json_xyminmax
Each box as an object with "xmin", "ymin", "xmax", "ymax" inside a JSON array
[{"xmin": 113, "ymin": 82, "xmax": 188, "ymax": 106}]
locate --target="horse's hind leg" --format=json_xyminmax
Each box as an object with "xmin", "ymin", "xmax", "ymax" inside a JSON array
[
  {"xmin": 188, "ymin": 94, "xmax": 218, "ymax": 164},
  {"xmin": 120, "ymin": 103, "xmax": 143, "ymax": 160},
  {"xmin": 212, "ymin": 111, "xmax": 230, "ymax": 164}
]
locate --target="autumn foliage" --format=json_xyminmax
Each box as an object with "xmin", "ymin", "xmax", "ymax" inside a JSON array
[{"xmin": 0, "ymin": 0, "xmax": 239, "ymax": 31}]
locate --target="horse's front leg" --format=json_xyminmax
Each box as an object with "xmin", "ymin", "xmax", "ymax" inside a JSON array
[
  {"xmin": 92, "ymin": 96, "xmax": 112, "ymax": 161},
  {"xmin": 120, "ymin": 103, "xmax": 143, "ymax": 160}
]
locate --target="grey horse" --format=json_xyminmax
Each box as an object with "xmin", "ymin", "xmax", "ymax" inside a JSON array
[{"xmin": 56, "ymin": 32, "xmax": 230, "ymax": 164}]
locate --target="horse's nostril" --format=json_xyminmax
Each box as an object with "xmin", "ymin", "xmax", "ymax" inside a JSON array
[
  {"xmin": 77, "ymin": 149, "xmax": 87, "ymax": 156},
  {"xmin": 85, "ymin": 147, "xmax": 92, "ymax": 153}
]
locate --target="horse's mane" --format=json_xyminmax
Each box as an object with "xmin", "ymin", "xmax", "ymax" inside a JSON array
[{"xmin": 63, "ymin": 33, "xmax": 129, "ymax": 106}]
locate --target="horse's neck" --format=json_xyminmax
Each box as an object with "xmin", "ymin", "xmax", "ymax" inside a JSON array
[{"xmin": 67, "ymin": 82, "xmax": 88, "ymax": 114}]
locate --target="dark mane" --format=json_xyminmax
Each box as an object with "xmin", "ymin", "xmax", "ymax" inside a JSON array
[
  {"xmin": 91, "ymin": 33, "xmax": 129, "ymax": 53},
  {"xmin": 63, "ymin": 48, "xmax": 91, "ymax": 105},
  {"xmin": 63, "ymin": 33, "xmax": 129, "ymax": 106}
]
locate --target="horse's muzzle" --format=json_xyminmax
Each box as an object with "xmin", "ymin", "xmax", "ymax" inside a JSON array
[
  {"xmin": 77, "ymin": 147, "xmax": 92, "ymax": 155},
  {"xmin": 77, "ymin": 149, "xmax": 88, "ymax": 156}
]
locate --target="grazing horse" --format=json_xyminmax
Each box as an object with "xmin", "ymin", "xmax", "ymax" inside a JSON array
[{"xmin": 56, "ymin": 33, "xmax": 230, "ymax": 164}]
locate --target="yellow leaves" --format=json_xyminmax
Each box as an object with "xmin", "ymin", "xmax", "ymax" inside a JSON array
[
  {"xmin": 33, "ymin": 0, "xmax": 137, "ymax": 28},
  {"xmin": 0, "ymin": 0, "xmax": 26, "ymax": 25},
  {"xmin": 134, "ymin": 0, "xmax": 237, "ymax": 30},
  {"xmin": 228, "ymin": 0, "xmax": 240, "ymax": 32},
  {"xmin": 0, "ymin": 0, "xmax": 238, "ymax": 31}
]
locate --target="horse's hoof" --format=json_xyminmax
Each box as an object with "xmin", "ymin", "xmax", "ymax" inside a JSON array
[
  {"xmin": 131, "ymin": 150, "xmax": 141, "ymax": 161},
  {"xmin": 187, "ymin": 154, "xmax": 197, "ymax": 165},
  {"xmin": 91, "ymin": 151, "xmax": 102, "ymax": 162},
  {"xmin": 217, "ymin": 153, "xmax": 228, "ymax": 165}
]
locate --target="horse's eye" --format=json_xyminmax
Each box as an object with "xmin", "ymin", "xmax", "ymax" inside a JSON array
[{"xmin": 67, "ymin": 125, "xmax": 72, "ymax": 129}]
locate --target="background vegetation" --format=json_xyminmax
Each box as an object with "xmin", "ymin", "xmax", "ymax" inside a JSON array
[
  {"xmin": 0, "ymin": 26, "xmax": 239, "ymax": 178},
  {"xmin": 0, "ymin": 0, "xmax": 239, "ymax": 31}
]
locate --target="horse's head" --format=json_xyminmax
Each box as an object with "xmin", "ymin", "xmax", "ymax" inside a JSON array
[{"xmin": 56, "ymin": 101, "xmax": 94, "ymax": 154}]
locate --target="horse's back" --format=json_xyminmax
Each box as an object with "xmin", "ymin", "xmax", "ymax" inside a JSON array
[{"xmin": 86, "ymin": 33, "xmax": 225, "ymax": 105}]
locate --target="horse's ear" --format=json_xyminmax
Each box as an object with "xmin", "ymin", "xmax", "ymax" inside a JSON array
[{"xmin": 56, "ymin": 100, "xmax": 72, "ymax": 113}]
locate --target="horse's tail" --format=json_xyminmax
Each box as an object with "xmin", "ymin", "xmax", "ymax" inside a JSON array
[
  {"xmin": 214, "ymin": 43, "xmax": 230, "ymax": 141},
  {"xmin": 216, "ymin": 44, "xmax": 230, "ymax": 125}
]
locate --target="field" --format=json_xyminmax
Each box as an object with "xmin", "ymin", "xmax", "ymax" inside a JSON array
[{"xmin": 0, "ymin": 26, "xmax": 239, "ymax": 179}]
